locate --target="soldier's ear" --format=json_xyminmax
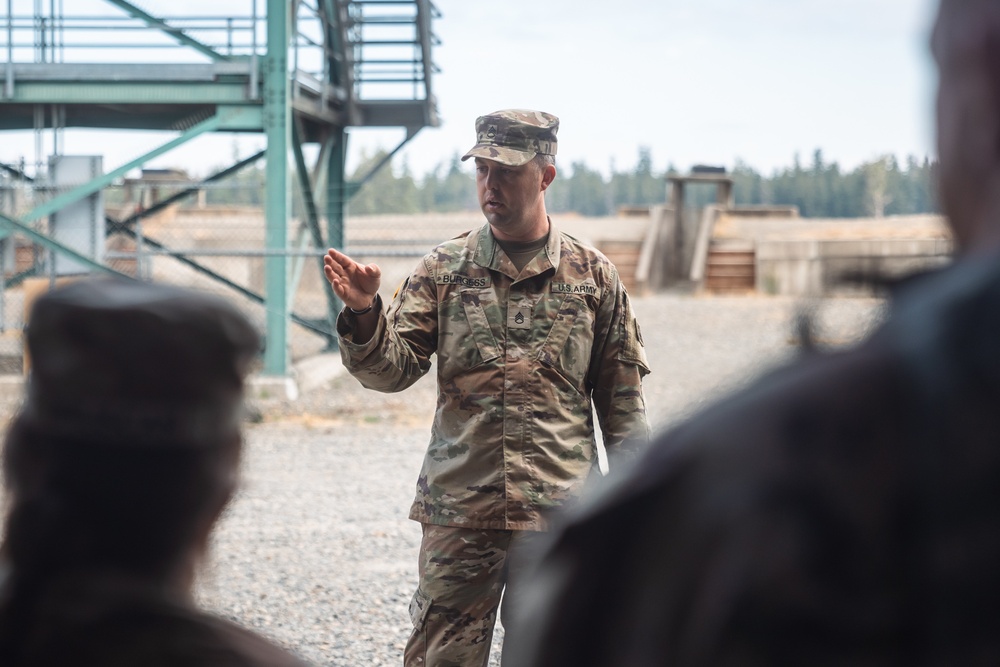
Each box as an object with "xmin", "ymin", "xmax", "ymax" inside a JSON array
[{"xmin": 540, "ymin": 164, "xmax": 556, "ymax": 191}]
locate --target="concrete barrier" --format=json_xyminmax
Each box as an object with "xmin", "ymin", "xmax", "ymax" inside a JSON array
[{"xmin": 756, "ymin": 238, "xmax": 954, "ymax": 296}]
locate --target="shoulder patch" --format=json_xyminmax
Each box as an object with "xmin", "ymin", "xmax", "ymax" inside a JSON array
[
  {"xmin": 552, "ymin": 281, "xmax": 599, "ymax": 296},
  {"xmin": 392, "ymin": 278, "xmax": 407, "ymax": 301},
  {"xmin": 436, "ymin": 273, "xmax": 492, "ymax": 289}
]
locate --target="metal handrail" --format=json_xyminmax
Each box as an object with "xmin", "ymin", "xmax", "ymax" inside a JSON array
[
  {"xmin": 339, "ymin": 0, "xmax": 436, "ymax": 102},
  {"xmin": 1, "ymin": 11, "xmax": 261, "ymax": 61}
]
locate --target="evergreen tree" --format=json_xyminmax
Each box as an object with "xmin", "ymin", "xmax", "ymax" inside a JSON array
[
  {"xmin": 634, "ymin": 147, "xmax": 663, "ymax": 206},
  {"xmin": 347, "ymin": 149, "xmax": 421, "ymax": 215},
  {"xmin": 862, "ymin": 155, "xmax": 894, "ymax": 218},
  {"xmin": 559, "ymin": 162, "xmax": 609, "ymax": 216},
  {"xmin": 435, "ymin": 154, "xmax": 477, "ymax": 211},
  {"xmin": 203, "ymin": 161, "xmax": 266, "ymax": 207}
]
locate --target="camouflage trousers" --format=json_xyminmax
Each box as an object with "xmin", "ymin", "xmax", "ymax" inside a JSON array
[{"xmin": 403, "ymin": 524, "xmax": 544, "ymax": 667}]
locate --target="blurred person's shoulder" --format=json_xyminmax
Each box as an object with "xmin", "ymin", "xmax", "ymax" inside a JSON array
[
  {"xmin": 18, "ymin": 577, "xmax": 310, "ymax": 667},
  {"xmin": 509, "ymin": 258, "xmax": 1000, "ymax": 665},
  {"xmin": 574, "ymin": 255, "xmax": 1000, "ymax": 536}
]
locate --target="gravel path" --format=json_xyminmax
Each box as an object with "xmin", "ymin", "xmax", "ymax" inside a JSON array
[
  {"xmin": 196, "ymin": 289, "xmax": 887, "ymax": 666},
  {"xmin": 0, "ymin": 289, "xmax": 884, "ymax": 665}
]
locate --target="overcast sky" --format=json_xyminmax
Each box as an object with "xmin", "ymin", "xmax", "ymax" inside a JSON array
[
  {"xmin": 0, "ymin": 0, "xmax": 941, "ymax": 178},
  {"xmin": 366, "ymin": 0, "xmax": 940, "ymax": 177}
]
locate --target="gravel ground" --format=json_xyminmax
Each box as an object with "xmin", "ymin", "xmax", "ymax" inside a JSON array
[
  {"xmin": 195, "ymin": 288, "xmax": 888, "ymax": 666},
  {"xmin": 0, "ymin": 289, "xmax": 886, "ymax": 666}
]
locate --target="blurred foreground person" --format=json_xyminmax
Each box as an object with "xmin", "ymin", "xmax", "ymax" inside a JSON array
[
  {"xmin": 507, "ymin": 1, "xmax": 1000, "ymax": 664},
  {"xmin": 0, "ymin": 279, "xmax": 306, "ymax": 667}
]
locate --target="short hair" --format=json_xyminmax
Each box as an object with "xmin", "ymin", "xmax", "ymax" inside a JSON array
[{"xmin": 533, "ymin": 153, "xmax": 555, "ymax": 171}]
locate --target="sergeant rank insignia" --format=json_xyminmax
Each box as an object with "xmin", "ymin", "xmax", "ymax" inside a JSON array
[{"xmin": 508, "ymin": 306, "xmax": 531, "ymax": 330}]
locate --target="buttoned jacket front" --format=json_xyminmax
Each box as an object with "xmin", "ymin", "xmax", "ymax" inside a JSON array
[{"xmin": 338, "ymin": 221, "xmax": 650, "ymax": 530}]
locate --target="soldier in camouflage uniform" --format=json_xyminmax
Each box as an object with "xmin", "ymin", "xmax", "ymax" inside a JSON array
[
  {"xmin": 324, "ymin": 109, "xmax": 650, "ymax": 666},
  {"xmin": 505, "ymin": 2, "xmax": 1000, "ymax": 665}
]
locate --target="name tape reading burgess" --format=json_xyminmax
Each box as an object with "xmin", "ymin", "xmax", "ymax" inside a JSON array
[{"xmin": 437, "ymin": 273, "xmax": 492, "ymax": 288}]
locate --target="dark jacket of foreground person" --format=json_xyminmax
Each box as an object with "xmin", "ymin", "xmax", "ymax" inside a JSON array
[
  {"xmin": 505, "ymin": 1, "xmax": 1000, "ymax": 663},
  {"xmin": 0, "ymin": 279, "xmax": 306, "ymax": 667},
  {"xmin": 508, "ymin": 257, "xmax": 1000, "ymax": 665}
]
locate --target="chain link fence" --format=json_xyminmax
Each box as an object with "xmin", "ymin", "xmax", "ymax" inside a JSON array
[
  {"xmin": 0, "ymin": 164, "xmax": 651, "ymax": 375},
  {"xmin": 0, "ymin": 168, "xmax": 484, "ymax": 372}
]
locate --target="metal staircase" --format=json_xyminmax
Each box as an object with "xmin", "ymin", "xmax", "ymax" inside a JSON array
[{"xmin": 0, "ymin": 0, "xmax": 440, "ymax": 375}]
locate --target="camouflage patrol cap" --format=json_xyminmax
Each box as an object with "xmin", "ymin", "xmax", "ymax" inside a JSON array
[
  {"xmin": 19, "ymin": 278, "xmax": 260, "ymax": 447},
  {"xmin": 461, "ymin": 109, "xmax": 559, "ymax": 167}
]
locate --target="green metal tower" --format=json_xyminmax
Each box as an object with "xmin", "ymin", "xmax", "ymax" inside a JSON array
[{"xmin": 0, "ymin": 0, "xmax": 439, "ymax": 376}]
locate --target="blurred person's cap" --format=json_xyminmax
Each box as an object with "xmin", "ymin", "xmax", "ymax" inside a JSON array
[
  {"xmin": 19, "ymin": 278, "xmax": 260, "ymax": 447},
  {"xmin": 461, "ymin": 109, "xmax": 559, "ymax": 167}
]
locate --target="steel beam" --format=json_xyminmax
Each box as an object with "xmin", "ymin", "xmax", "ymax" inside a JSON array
[
  {"xmin": 263, "ymin": 0, "xmax": 291, "ymax": 376},
  {"xmin": 417, "ymin": 0, "xmax": 438, "ymax": 107},
  {"xmin": 351, "ymin": 127, "xmax": 416, "ymax": 189},
  {"xmin": 110, "ymin": 224, "xmax": 333, "ymax": 338},
  {"xmin": 326, "ymin": 126, "xmax": 348, "ymax": 253},
  {"xmin": 102, "ymin": 0, "xmax": 230, "ymax": 62},
  {"xmin": 10, "ymin": 62, "xmax": 252, "ymax": 81},
  {"xmin": 108, "ymin": 150, "xmax": 267, "ymax": 233},
  {"xmin": 292, "ymin": 118, "xmax": 338, "ymax": 347},
  {"xmin": 22, "ymin": 111, "xmax": 227, "ymax": 223},
  {"xmin": 0, "ymin": 104, "xmax": 263, "ymax": 133},
  {"xmin": 10, "ymin": 81, "xmax": 250, "ymax": 105},
  {"xmin": 0, "ymin": 211, "xmax": 127, "ymax": 278},
  {"xmin": 321, "ymin": 0, "xmax": 345, "ymax": 88}
]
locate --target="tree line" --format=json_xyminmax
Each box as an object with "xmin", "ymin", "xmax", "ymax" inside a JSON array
[
  {"xmin": 192, "ymin": 146, "xmax": 939, "ymax": 219},
  {"xmin": 729, "ymin": 150, "xmax": 938, "ymax": 218},
  {"xmin": 346, "ymin": 147, "xmax": 938, "ymax": 219}
]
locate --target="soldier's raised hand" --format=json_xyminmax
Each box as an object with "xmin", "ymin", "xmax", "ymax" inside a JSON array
[{"xmin": 324, "ymin": 248, "xmax": 382, "ymax": 311}]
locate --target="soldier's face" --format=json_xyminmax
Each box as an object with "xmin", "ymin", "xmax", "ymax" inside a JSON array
[{"xmin": 475, "ymin": 157, "xmax": 548, "ymax": 238}]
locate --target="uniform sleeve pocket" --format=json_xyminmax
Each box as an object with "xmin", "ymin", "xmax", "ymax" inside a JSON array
[{"xmin": 618, "ymin": 312, "xmax": 651, "ymax": 375}]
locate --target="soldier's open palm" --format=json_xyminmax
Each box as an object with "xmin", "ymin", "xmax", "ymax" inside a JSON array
[{"xmin": 324, "ymin": 248, "xmax": 382, "ymax": 309}]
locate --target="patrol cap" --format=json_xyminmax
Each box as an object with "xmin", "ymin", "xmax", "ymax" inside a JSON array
[
  {"xmin": 461, "ymin": 109, "xmax": 559, "ymax": 167},
  {"xmin": 18, "ymin": 278, "xmax": 260, "ymax": 447}
]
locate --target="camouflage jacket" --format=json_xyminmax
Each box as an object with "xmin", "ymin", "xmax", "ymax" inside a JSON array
[{"xmin": 337, "ymin": 221, "xmax": 651, "ymax": 531}]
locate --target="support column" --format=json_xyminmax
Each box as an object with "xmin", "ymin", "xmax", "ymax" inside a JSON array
[
  {"xmin": 717, "ymin": 180, "xmax": 734, "ymax": 208},
  {"xmin": 326, "ymin": 126, "xmax": 347, "ymax": 253},
  {"xmin": 263, "ymin": 0, "xmax": 290, "ymax": 376},
  {"xmin": 671, "ymin": 180, "xmax": 685, "ymax": 280}
]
